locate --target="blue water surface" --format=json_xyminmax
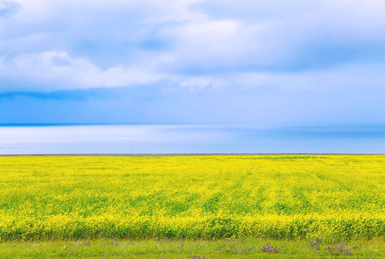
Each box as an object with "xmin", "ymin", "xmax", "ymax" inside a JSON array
[{"xmin": 0, "ymin": 124, "xmax": 385, "ymax": 154}]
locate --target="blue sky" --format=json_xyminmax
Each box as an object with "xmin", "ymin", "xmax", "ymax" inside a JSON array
[{"xmin": 1, "ymin": 0, "xmax": 385, "ymax": 124}]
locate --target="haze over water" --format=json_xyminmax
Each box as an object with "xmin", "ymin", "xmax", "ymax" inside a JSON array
[{"xmin": 1, "ymin": 124, "xmax": 385, "ymax": 155}]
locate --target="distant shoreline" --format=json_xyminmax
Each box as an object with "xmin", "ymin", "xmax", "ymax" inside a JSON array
[{"xmin": 1, "ymin": 153, "xmax": 384, "ymax": 157}]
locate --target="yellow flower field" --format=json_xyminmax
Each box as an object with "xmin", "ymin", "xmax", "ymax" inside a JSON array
[{"xmin": 1, "ymin": 155, "xmax": 385, "ymax": 241}]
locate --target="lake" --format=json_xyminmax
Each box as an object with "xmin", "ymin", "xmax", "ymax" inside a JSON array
[{"xmin": 1, "ymin": 124, "xmax": 385, "ymax": 154}]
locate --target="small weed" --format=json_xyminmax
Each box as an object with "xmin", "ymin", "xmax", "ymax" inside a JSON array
[
  {"xmin": 261, "ymin": 244, "xmax": 282, "ymax": 253},
  {"xmin": 325, "ymin": 242, "xmax": 360, "ymax": 256},
  {"xmin": 309, "ymin": 238, "xmax": 323, "ymax": 251}
]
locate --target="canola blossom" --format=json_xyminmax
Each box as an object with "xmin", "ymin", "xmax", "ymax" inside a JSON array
[{"xmin": 1, "ymin": 155, "xmax": 385, "ymax": 241}]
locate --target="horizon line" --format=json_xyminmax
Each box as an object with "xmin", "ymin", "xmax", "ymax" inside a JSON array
[
  {"xmin": 1, "ymin": 153, "xmax": 385, "ymax": 157},
  {"xmin": 1, "ymin": 123, "xmax": 385, "ymax": 127}
]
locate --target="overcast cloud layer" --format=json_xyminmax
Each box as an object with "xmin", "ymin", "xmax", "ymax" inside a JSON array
[{"xmin": 1, "ymin": 0, "xmax": 385, "ymax": 124}]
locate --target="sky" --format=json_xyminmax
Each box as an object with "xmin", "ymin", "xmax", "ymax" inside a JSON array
[{"xmin": 1, "ymin": 0, "xmax": 385, "ymax": 125}]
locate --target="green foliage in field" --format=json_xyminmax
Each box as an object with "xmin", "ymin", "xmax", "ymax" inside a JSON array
[
  {"xmin": 1, "ymin": 155, "xmax": 385, "ymax": 241},
  {"xmin": 2, "ymin": 238, "xmax": 385, "ymax": 258}
]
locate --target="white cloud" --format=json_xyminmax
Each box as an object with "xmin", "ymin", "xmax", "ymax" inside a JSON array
[
  {"xmin": 0, "ymin": 52, "xmax": 163, "ymax": 92},
  {"xmin": 0, "ymin": 0, "xmax": 385, "ymax": 93}
]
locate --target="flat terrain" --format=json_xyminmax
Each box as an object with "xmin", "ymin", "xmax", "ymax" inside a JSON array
[
  {"xmin": 2, "ymin": 238, "xmax": 385, "ymax": 258},
  {"xmin": 1, "ymin": 155, "xmax": 385, "ymax": 257}
]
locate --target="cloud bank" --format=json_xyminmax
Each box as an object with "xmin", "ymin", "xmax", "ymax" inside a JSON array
[{"xmin": 1, "ymin": 0, "xmax": 385, "ymax": 124}]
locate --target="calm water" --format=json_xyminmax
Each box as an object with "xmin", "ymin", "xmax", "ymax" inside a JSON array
[{"xmin": 1, "ymin": 124, "xmax": 385, "ymax": 154}]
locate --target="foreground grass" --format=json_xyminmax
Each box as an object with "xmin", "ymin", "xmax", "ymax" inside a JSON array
[
  {"xmin": 1, "ymin": 238, "xmax": 385, "ymax": 258},
  {"xmin": 1, "ymin": 155, "xmax": 385, "ymax": 241}
]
